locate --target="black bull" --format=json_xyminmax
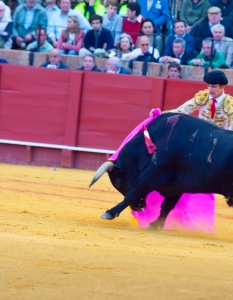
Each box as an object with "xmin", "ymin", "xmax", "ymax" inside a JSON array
[{"xmin": 90, "ymin": 113, "xmax": 233, "ymax": 229}]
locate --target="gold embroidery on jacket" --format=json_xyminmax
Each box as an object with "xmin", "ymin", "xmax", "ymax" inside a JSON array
[
  {"xmin": 223, "ymin": 95, "xmax": 233, "ymax": 115},
  {"xmin": 194, "ymin": 90, "xmax": 209, "ymax": 106}
]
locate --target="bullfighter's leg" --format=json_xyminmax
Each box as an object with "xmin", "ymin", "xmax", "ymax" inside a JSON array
[{"xmin": 149, "ymin": 195, "xmax": 181, "ymax": 230}]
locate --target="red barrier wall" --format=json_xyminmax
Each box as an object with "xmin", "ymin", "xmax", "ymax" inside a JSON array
[{"xmin": 0, "ymin": 64, "xmax": 231, "ymax": 169}]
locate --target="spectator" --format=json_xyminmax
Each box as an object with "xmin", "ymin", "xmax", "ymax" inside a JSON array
[
  {"xmin": 45, "ymin": 0, "xmax": 60, "ymax": 20},
  {"xmin": 160, "ymin": 38, "xmax": 194, "ymax": 65},
  {"xmin": 56, "ymin": 16, "xmax": 84, "ymax": 55},
  {"xmin": 211, "ymin": 24, "xmax": 233, "ymax": 68},
  {"xmin": 118, "ymin": 0, "xmax": 128, "ymax": 17},
  {"xmin": 26, "ymin": 27, "xmax": 53, "ymax": 52},
  {"xmin": 180, "ymin": 0, "xmax": 210, "ymax": 33},
  {"xmin": 129, "ymin": 35, "xmax": 158, "ymax": 69},
  {"xmin": 0, "ymin": 2, "xmax": 12, "ymax": 49},
  {"xmin": 18, "ymin": 0, "xmax": 42, "ymax": 4},
  {"xmin": 12, "ymin": 0, "xmax": 48, "ymax": 49},
  {"xmin": 122, "ymin": 2, "xmax": 144, "ymax": 46},
  {"xmin": 77, "ymin": 54, "xmax": 101, "ymax": 71},
  {"xmin": 195, "ymin": 6, "xmax": 233, "ymax": 52},
  {"xmin": 40, "ymin": 48, "xmax": 68, "ymax": 69},
  {"xmin": 79, "ymin": 14, "xmax": 114, "ymax": 58},
  {"xmin": 137, "ymin": 0, "xmax": 169, "ymax": 34},
  {"xmin": 0, "ymin": 0, "xmax": 11, "ymax": 19},
  {"xmin": 188, "ymin": 38, "xmax": 226, "ymax": 68},
  {"xmin": 163, "ymin": 20, "xmax": 195, "ymax": 56},
  {"xmin": 48, "ymin": 0, "xmax": 91, "ymax": 48},
  {"xmin": 115, "ymin": 33, "xmax": 134, "ymax": 59},
  {"xmin": 102, "ymin": 0, "xmax": 123, "ymax": 46},
  {"xmin": 136, "ymin": 18, "xmax": 162, "ymax": 56},
  {"xmin": 167, "ymin": 62, "xmax": 182, "ymax": 79},
  {"xmin": 105, "ymin": 57, "xmax": 131, "ymax": 74},
  {"xmin": 211, "ymin": 0, "xmax": 233, "ymax": 25},
  {"xmin": 74, "ymin": 0, "xmax": 106, "ymax": 19}
]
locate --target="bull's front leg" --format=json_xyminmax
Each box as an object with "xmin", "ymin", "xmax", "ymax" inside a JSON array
[{"xmin": 149, "ymin": 195, "xmax": 181, "ymax": 230}]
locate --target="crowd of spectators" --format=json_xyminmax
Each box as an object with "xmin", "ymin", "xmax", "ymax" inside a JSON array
[{"xmin": 0, "ymin": 0, "xmax": 232, "ymax": 76}]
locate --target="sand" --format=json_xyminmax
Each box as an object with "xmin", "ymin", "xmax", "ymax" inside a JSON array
[{"xmin": 0, "ymin": 163, "xmax": 233, "ymax": 300}]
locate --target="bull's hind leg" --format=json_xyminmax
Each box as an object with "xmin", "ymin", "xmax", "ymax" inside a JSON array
[{"xmin": 150, "ymin": 195, "xmax": 181, "ymax": 230}]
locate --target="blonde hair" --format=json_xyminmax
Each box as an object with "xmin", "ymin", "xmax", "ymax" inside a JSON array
[{"xmin": 64, "ymin": 15, "xmax": 81, "ymax": 41}]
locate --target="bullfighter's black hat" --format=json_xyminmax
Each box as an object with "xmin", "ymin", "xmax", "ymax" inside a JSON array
[{"xmin": 204, "ymin": 70, "xmax": 228, "ymax": 85}]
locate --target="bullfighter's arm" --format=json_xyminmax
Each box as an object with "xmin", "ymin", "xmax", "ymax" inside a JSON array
[
  {"xmin": 163, "ymin": 98, "xmax": 199, "ymax": 115},
  {"xmin": 227, "ymin": 115, "xmax": 233, "ymax": 131}
]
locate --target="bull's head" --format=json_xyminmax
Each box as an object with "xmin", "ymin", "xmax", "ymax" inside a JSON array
[{"xmin": 89, "ymin": 162, "xmax": 146, "ymax": 211}]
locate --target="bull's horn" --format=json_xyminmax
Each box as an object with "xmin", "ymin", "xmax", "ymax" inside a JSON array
[{"xmin": 89, "ymin": 161, "xmax": 114, "ymax": 188}]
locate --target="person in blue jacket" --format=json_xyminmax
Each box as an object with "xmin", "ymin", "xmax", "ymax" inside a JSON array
[{"xmin": 137, "ymin": 0, "xmax": 169, "ymax": 34}]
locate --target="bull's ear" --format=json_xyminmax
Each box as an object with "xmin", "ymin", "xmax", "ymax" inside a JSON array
[{"xmin": 89, "ymin": 162, "xmax": 114, "ymax": 187}]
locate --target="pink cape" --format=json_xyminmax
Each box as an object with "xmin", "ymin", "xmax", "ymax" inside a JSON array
[{"xmin": 109, "ymin": 109, "xmax": 215, "ymax": 233}]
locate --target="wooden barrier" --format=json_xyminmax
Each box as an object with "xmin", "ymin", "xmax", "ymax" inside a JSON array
[{"xmin": 0, "ymin": 63, "xmax": 232, "ymax": 169}]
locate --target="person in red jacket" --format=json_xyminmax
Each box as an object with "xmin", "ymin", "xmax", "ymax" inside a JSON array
[
  {"xmin": 122, "ymin": 2, "xmax": 144, "ymax": 46},
  {"xmin": 56, "ymin": 15, "xmax": 84, "ymax": 55}
]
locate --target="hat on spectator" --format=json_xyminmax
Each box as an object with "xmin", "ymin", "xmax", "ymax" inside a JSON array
[
  {"xmin": 204, "ymin": 70, "xmax": 228, "ymax": 85},
  {"xmin": 207, "ymin": 7, "xmax": 221, "ymax": 14}
]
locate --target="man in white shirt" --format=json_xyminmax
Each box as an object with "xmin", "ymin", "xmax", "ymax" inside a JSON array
[
  {"xmin": 157, "ymin": 70, "xmax": 233, "ymax": 130},
  {"xmin": 48, "ymin": 0, "xmax": 91, "ymax": 47}
]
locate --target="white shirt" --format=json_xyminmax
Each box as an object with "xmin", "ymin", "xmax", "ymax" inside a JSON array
[{"xmin": 129, "ymin": 46, "xmax": 160, "ymax": 59}]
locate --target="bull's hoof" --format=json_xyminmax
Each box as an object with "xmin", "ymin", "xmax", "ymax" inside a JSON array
[
  {"xmin": 101, "ymin": 212, "xmax": 118, "ymax": 220},
  {"xmin": 149, "ymin": 219, "xmax": 165, "ymax": 230}
]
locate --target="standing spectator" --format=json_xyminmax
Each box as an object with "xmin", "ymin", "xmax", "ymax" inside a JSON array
[
  {"xmin": 159, "ymin": 38, "xmax": 194, "ymax": 65},
  {"xmin": 163, "ymin": 20, "xmax": 195, "ymax": 56},
  {"xmin": 194, "ymin": 6, "xmax": 233, "ymax": 52},
  {"xmin": 48, "ymin": 0, "xmax": 91, "ymax": 48},
  {"xmin": 105, "ymin": 57, "xmax": 131, "ymax": 74},
  {"xmin": 102, "ymin": 0, "xmax": 123, "ymax": 46},
  {"xmin": 188, "ymin": 38, "xmax": 226, "ymax": 68},
  {"xmin": 79, "ymin": 14, "xmax": 114, "ymax": 57},
  {"xmin": 40, "ymin": 48, "xmax": 68, "ymax": 69},
  {"xmin": 0, "ymin": 2, "xmax": 12, "ymax": 49},
  {"xmin": 137, "ymin": 0, "xmax": 169, "ymax": 34},
  {"xmin": 211, "ymin": 24, "xmax": 233, "ymax": 68},
  {"xmin": 45, "ymin": 0, "xmax": 60, "ymax": 20},
  {"xmin": 122, "ymin": 2, "xmax": 144, "ymax": 46},
  {"xmin": 180, "ymin": 0, "xmax": 210, "ymax": 33},
  {"xmin": 129, "ymin": 35, "xmax": 158, "ymax": 69},
  {"xmin": 77, "ymin": 54, "xmax": 101, "ymax": 72},
  {"xmin": 12, "ymin": 0, "xmax": 48, "ymax": 49},
  {"xmin": 56, "ymin": 16, "xmax": 84, "ymax": 55},
  {"xmin": 211, "ymin": 0, "xmax": 233, "ymax": 25},
  {"xmin": 26, "ymin": 27, "xmax": 53, "ymax": 52},
  {"xmin": 167, "ymin": 62, "xmax": 182, "ymax": 79},
  {"xmin": 74, "ymin": 0, "xmax": 106, "ymax": 19},
  {"xmin": 136, "ymin": 18, "xmax": 162, "ymax": 56}
]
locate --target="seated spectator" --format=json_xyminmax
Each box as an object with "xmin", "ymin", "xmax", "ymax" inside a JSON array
[
  {"xmin": 74, "ymin": 0, "xmax": 106, "ymax": 19},
  {"xmin": 136, "ymin": 18, "xmax": 162, "ymax": 56},
  {"xmin": 137, "ymin": 0, "xmax": 169, "ymax": 34},
  {"xmin": 0, "ymin": 0, "xmax": 11, "ymax": 19},
  {"xmin": 180, "ymin": 0, "xmax": 210, "ymax": 33},
  {"xmin": 0, "ymin": 2, "xmax": 12, "ymax": 49},
  {"xmin": 45, "ymin": 0, "xmax": 60, "ymax": 20},
  {"xmin": 102, "ymin": 0, "xmax": 123, "ymax": 46},
  {"xmin": 211, "ymin": 24, "xmax": 233, "ymax": 68},
  {"xmin": 167, "ymin": 62, "xmax": 182, "ymax": 79},
  {"xmin": 48, "ymin": 0, "xmax": 91, "ymax": 48},
  {"xmin": 105, "ymin": 57, "xmax": 131, "ymax": 74},
  {"xmin": 40, "ymin": 48, "xmax": 68, "ymax": 69},
  {"xmin": 56, "ymin": 16, "xmax": 84, "ymax": 55},
  {"xmin": 77, "ymin": 54, "xmax": 101, "ymax": 72},
  {"xmin": 194, "ymin": 6, "xmax": 233, "ymax": 52},
  {"xmin": 26, "ymin": 27, "xmax": 53, "ymax": 52},
  {"xmin": 129, "ymin": 35, "xmax": 158, "ymax": 69},
  {"xmin": 79, "ymin": 14, "xmax": 114, "ymax": 58},
  {"xmin": 118, "ymin": 0, "xmax": 128, "ymax": 17},
  {"xmin": 12, "ymin": 0, "xmax": 48, "ymax": 49},
  {"xmin": 122, "ymin": 2, "xmax": 144, "ymax": 46},
  {"xmin": 160, "ymin": 38, "xmax": 195, "ymax": 65},
  {"xmin": 163, "ymin": 20, "xmax": 195, "ymax": 56},
  {"xmin": 211, "ymin": 0, "xmax": 233, "ymax": 25},
  {"xmin": 188, "ymin": 38, "xmax": 226, "ymax": 68},
  {"xmin": 114, "ymin": 33, "xmax": 134, "ymax": 59}
]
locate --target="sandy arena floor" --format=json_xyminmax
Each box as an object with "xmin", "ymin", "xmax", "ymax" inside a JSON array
[{"xmin": 1, "ymin": 163, "xmax": 233, "ymax": 300}]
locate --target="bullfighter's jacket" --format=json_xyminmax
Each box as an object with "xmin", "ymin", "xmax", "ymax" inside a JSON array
[{"xmin": 168, "ymin": 89, "xmax": 233, "ymax": 130}]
